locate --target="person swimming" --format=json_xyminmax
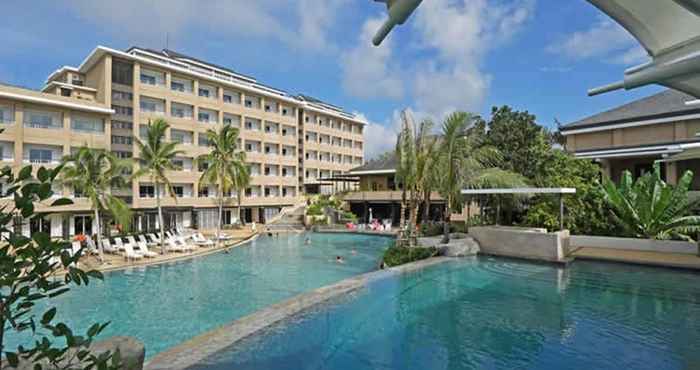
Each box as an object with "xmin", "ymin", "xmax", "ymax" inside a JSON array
[
  {"xmin": 351, "ymin": 249, "xmax": 357, "ymax": 255},
  {"xmin": 336, "ymin": 256, "xmax": 345, "ymax": 264},
  {"xmin": 305, "ymin": 237, "xmax": 311, "ymax": 245}
]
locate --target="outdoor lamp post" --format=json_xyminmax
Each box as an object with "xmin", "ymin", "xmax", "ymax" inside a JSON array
[{"xmin": 372, "ymin": 0, "xmax": 424, "ymax": 46}]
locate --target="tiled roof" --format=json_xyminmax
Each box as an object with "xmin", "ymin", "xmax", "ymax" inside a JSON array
[
  {"xmin": 562, "ymin": 89, "xmax": 700, "ymax": 131},
  {"xmin": 349, "ymin": 153, "xmax": 397, "ymax": 173}
]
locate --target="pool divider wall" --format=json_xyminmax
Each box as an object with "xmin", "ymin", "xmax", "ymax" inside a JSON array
[
  {"xmin": 470, "ymin": 226, "xmax": 571, "ymax": 263},
  {"xmin": 145, "ymin": 257, "xmax": 452, "ymax": 370}
]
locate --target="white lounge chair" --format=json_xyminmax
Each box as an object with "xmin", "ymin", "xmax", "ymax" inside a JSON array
[
  {"xmin": 101, "ymin": 239, "xmax": 118, "ymax": 254},
  {"xmin": 134, "ymin": 240, "xmax": 157, "ymax": 258},
  {"xmin": 122, "ymin": 244, "xmax": 143, "ymax": 261},
  {"xmin": 192, "ymin": 232, "xmax": 214, "ymax": 247},
  {"xmin": 112, "ymin": 238, "xmax": 128, "ymax": 252},
  {"xmin": 85, "ymin": 236, "xmax": 99, "ymax": 255},
  {"xmin": 137, "ymin": 234, "xmax": 157, "ymax": 248},
  {"xmin": 166, "ymin": 238, "xmax": 185, "ymax": 252}
]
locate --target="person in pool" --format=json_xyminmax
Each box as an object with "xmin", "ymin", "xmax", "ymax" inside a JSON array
[
  {"xmin": 305, "ymin": 237, "xmax": 311, "ymax": 245},
  {"xmin": 336, "ymin": 256, "xmax": 345, "ymax": 264}
]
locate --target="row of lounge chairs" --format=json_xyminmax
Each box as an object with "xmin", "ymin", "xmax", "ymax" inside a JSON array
[{"xmin": 73, "ymin": 229, "xmax": 218, "ymax": 262}]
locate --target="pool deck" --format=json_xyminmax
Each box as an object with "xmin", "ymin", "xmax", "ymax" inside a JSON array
[
  {"xmin": 71, "ymin": 227, "xmax": 258, "ymax": 274},
  {"xmin": 570, "ymin": 247, "xmax": 700, "ymax": 271}
]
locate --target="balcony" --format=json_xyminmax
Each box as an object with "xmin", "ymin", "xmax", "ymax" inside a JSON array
[{"xmin": 342, "ymin": 191, "xmax": 444, "ymax": 203}]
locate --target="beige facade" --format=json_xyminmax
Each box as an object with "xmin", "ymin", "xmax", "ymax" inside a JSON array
[{"xmin": 0, "ymin": 46, "xmax": 366, "ymax": 235}]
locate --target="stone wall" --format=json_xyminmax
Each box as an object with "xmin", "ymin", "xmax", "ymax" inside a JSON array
[
  {"xmin": 470, "ymin": 226, "xmax": 570, "ymax": 263},
  {"xmin": 570, "ymin": 235, "xmax": 698, "ymax": 255}
]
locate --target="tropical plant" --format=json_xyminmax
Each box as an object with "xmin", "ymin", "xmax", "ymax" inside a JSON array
[
  {"xmin": 61, "ymin": 148, "xmax": 132, "ymax": 261},
  {"xmin": 197, "ymin": 124, "xmax": 248, "ymax": 244},
  {"xmin": 435, "ymin": 112, "xmax": 526, "ymax": 243},
  {"xmin": 134, "ymin": 118, "xmax": 184, "ymax": 254},
  {"xmin": 233, "ymin": 163, "xmax": 251, "ymax": 226},
  {"xmin": 524, "ymin": 150, "xmax": 615, "ymax": 235},
  {"xmin": 601, "ymin": 164, "xmax": 700, "ymax": 240},
  {"xmin": 0, "ymin": 164, "xmax": 120, "ymax": 369}
]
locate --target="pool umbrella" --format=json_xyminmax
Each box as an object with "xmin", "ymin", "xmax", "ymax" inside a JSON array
[{"xmin": 587, "ymin": 0, "xmax": 700, "ymax": 98}]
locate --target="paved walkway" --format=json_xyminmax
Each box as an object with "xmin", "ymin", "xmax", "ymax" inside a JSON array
[{"xmin": 570, "ymin": 247, "xmax": 700, "ymax": 271}]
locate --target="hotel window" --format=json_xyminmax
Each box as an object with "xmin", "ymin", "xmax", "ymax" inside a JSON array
[
  {"xmin": 139, "ymin": 185, "xmax": 155, "ymax": 198},
  {"xmin": 199, "ymin": 84, "xmax": 216, "ymax": 98},
  {"xmin": 172, "ymin": 159, "xmax": 184, "ymax": 169},
  {"xmin": 282, "ymin": 167, "xmax": 287, "ymax": 176},
  {"xmin": 140, "ymin": 96, "xmax": 165, "ymax": 114},
  {"xmin": 171, "ymin": 102, "xmax": 193, "ymax": 118},
  {"xmin": 170, "ymin": 129, "xmax": 192, "ymax": 144},
  {"xmin": 60, "ymin": 88, "xmax": 71, "ymax": 97},
  {"xmin": 71, "ymin": 116, "xmax": 104, "ymax": 133},
  {"xmin": 111, "ymin": 90, "xmax": 133, "ymax": 101},
  {"xmin": 198, "ymin": 109, "xmax": 217, "ymax": 123},
  {"xmin": 140, "ymin": 68, "xmax": 164, "ymax": 86},
  {"xmin": 0, "ymin": 105, "xmax": 14, "ymax": 124},
  {"xmin": 29, "ymin": 149, "xmax": 53, "ymax": 164},
  {"xmin": 112, "ymin": 60, "xmax": 133, "ymax": 86},
  {"xmin": 223, "ymin": 114, "xmax": 241, "ymax": 127},
  {"xmin": 113, "ymin": 151, "xmax": 132, "ymax": 159},
  {"xmin": 223, "ymin": 90, "xmax": 240, "ymax": 104},
  {"xmin": 139, "ymin": 125, "xmax": 148, "ymax": 139},
  {"xmin": 30, "ymin": 217, "xmax": 51, "ymax": 235},
  {"xmin": 198, "ymin": 187, "xmax": 209, "ymax": 198},
  {"xmin": 198, "ymin": 136, "xmax": 212, "ymax": 147},
  {"xmin": 111, "ymin": 120, "xmax": 133, "ymax": 130},
  {"xmin": 198, "ymin": 161, "xmax": 210, "ymax": 172},
  {"xmin": 74, "ymin": 215, "xmax": 93, "ymax": 235},
  {"xmin": 112, "ymin": 105, "xmax": 133, "ymax": 116},
  {"xmin": 24, "ymin": 110, "xmax": 62, "ymax": 129},
  {"xmin": 171, "ymin": 77, "xmax": 192, "ymax": 93},
  {"xmin": 111, "ymin": 135, "xmax": 133, "ymax": 145},
  {"xmin": 173, "ymin": 186, "xmax": 184, "ymax": 198}
]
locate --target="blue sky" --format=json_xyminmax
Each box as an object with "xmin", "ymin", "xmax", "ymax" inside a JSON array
[{"xmin": 0, "ymin": 0, "xmax": 662, "ymax": 158}]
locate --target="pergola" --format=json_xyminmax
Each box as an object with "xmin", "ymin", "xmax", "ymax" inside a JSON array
[{"xmin": 460, "ymin": 188, "xmax": 577, "ymax": 231}]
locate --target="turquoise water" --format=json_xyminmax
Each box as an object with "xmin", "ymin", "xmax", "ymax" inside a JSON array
[
  {"xmin": 193, "ymin": 257, "xmax": 700, "ymax": 370},
  {"xmin": 7, "ymin": 233, "xmax": 392, "ymax": 357}
]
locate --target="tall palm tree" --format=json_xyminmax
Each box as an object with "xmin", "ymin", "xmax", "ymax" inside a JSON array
[
  {"xmin": 436, "ymin": 112, "xmax": 526, "ymax": 243},
  {"xmin": 395, "ymin": 111, "xmax": 418, "ymax": 245},
  {"xmin": 233, "ymin": 164, "xmax": 251, "ymax": 225},
  {"xmin": 197, "ymin": 124, "xmax": 247, "ymax": 244},
  {"xmin": 134, "ymin": 118, "xmax": 184, "ymax": 254},
  {"xmin": 60, "ymin": 147, "xmax": 132, "ymax": 261}
]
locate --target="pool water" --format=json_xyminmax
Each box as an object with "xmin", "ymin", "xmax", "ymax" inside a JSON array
[
  {"xmin": 7, "ymin": 233, "xmax": 392, "ymax": 357},
  {"xmin": 194, "ymin": 257, "xmax": 700, "ymax": 370}
]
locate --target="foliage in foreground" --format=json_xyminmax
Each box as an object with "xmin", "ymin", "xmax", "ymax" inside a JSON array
[
  {"xmin": 382, "ymin": 246, "xmax": 437, "ymax": 267},
  {"xmin": 0, "ymin": 164, "xmax": 120, "ymax": 369},
  {"xmin": 601, "ymin": 164, "xmax": 700, "ymax": 240}
]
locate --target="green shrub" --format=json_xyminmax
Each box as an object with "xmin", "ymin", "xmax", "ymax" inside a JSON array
[
  {"xmin": 306, "ymin": 203, "xmax": 324, "ymax": 216},
  {"xmin": 340, "ymin": 211, "xmax": 357, "ymax": 222},
  {"xmin": 383, "ymin": 246, "xmax": 437, "ymax": 267}
]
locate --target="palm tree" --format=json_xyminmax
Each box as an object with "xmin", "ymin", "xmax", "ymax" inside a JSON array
[
  {"xmin": 395, "ymin": 111, "xmax": 418, "ymax": 245},
  {"xmin": 61, "ymin": 147, "xmax": 132, "ymax": 261},
  {"xmin": 436, "ymin": 112, "xmax": 526, "ymax": 243},
  {"xmin": 197, "ymin": 124, "xmax": 247, "ymax": 245},
  {"xmin": 233, "ymin": 164, "xmax": 251, "ymax": 225},
  {"xmin": 134, "ymin": 118, "xmax": 184, "ymax": 254},
  {"xmin": 601, "ymin": 164, "xmax": 700, "ymax": 240}
]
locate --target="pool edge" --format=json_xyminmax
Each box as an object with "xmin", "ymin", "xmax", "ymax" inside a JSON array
[{"xmin": 144, "ymin": 256, "xmax": 452, "ymax": 370}]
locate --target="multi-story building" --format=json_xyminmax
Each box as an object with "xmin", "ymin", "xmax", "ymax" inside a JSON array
[
  {"xmin": 561, "ymin": 89, "xmax": 700, "ymax": 192},
  {"xmin": 0, "ymin": 46, "xmax": 365, "ymax": 238}
]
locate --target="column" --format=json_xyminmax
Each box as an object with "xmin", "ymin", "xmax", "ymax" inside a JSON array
[{"xmin": 666, "ymin": 161, "xmax": 678, "ymax": 185}]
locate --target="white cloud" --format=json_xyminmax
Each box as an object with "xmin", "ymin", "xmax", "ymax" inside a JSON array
[
  {"xmin": 409, "ymin": 0, "xmax": 534, "ymax": 118},
  {"xmin": 547, "ymin": 15, "xmax": 648, "ymax": 65},
  {"xmin": 357, "ymin": 112, "xmax": 400, "ymax": 159},
  {"xmin": 65, "ymin": 0, "xmax": 345, "ymax": 52},
  {"xmin": 340, "ymin": 17, "xmax": 404, "ymax": 100}
]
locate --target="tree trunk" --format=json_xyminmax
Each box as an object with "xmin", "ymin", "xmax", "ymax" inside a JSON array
[
  {"xmin": 156, "ymin": 182, "xmax": 165, "ymax": 255},
  {"xmin": 237, "ymin": 191, "xmax": 244, "ymax": 226},
  {"xmin": 399, "ymin": 188, "xmax": 407, "ymax": 246},
  {"xmin": 422, "ymin": 190, "xmax": 431, "ymax": 224},
  {"xmin": 217, "ymin": 185, "xmax": 224, "ymax": 247},
  {"xmin": 442, "ymin": 195, "xmax": 451, "ymax": 244},
  {"xmin": 93, "ymin": 208, "xmax": 104, "ymax": 262}
]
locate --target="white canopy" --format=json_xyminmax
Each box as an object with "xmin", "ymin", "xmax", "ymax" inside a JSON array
[{"xmin": 587, "ymin": 0, "xmax": 700, "ymax": 97}]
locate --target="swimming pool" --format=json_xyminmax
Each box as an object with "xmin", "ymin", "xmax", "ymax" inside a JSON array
[
  {"xmin": 7, "ymin": 232, "xmax": 392, "ymax": 357},
  {"xmin": 192, "ymin": 257, "xmax": 700, "ymax": 370}
]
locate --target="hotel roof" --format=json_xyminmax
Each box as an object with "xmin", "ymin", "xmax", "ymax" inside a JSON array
[{"xmin": 562, "ymin": 89, "xmax": 700, "ymax": 132}]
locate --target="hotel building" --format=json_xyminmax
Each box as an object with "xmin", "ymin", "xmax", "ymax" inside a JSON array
[{"xmin": 0, "ymin": 46, "xmax": 365, "ymax": 238}]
